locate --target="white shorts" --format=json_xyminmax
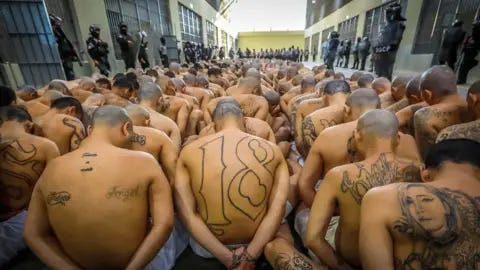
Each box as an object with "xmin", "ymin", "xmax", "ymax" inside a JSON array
[
  {"xmin": 145, "ymin": 217, "xmax": 189, "ymax": 270},
  {"xmin": 0, "ymin": 211, "xmax": 27, "ymax": 267}
]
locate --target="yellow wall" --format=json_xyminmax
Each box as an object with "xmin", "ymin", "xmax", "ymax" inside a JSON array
[{"xmin": 238, "ymin": 31, "xmax": 305, "ymax": 50}]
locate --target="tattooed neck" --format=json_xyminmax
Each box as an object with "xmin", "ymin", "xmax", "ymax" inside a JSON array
[{"xmin": 131, "ymin": 133, "xmax": 146, "ymax": 145}]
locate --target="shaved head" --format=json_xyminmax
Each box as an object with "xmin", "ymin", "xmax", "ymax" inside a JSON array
[
  {"xmin": 217, "ymin": 96, "xmax": 240, "ymax": 107},
  {"xmin": 420, "ymin": 65, "xmax": 457, "ymax": 97},
  {"xmin": 350, "ymin": 71, "xmax": 364, "ymax": 82},
  {"xmin": 126, "ymin": 104, "xmax": 150, "ymax": 119},
  {"xmin": 292, "ymin": 74, "xmax": 304, "ymax": 86},
  {"xmin": 171, "ymin": 78, "xmax": 186, "ymax": 91},
  {"xmin": 92, "ymin": 105, "xmax": 131, "ymax": 128},
  {"xmin": 358, "ymin": 73, "xmax": 375, "ymax": 88},
  {"xmin": 324, "ymin": 80, "xmax": 351, "ymax": 95},
  {"xmin": 239, "ymin": 77, "xmax": 261, "ymax": 94},
  {"xmin": 357, "ymin": 109, "xmax": 399, "ymax": 138},
  {"xmin": 301, "ymin": 76, "xmax": 316, "ymax": 90},
  {"xmin": 213, "ymin": 101, "xmax": 243, "ymax": 121},
  {"xmin": 245, "ymin": 68, "xmax": 261, "ymax": 80},
  {"xmin": 263, "ymin": 90, "xmax": 280, "ymax": 106},
  {"xmin": 372, "ymin": 77, "xmax": 391, "ymax": 94},
  {"xmin": 43, "ymin": 90, "xmax": 64, "ymax": 101},
  {"xmin": 183, "ymin": 74, "xmax": 196, "ymax": 86},
  {"xmin": 84, "ymin": 93, "xmax": 106, "ymax": 107},
  {"xmin": 138, "ymin": 82, "xmax": 162, "ymax": 102},
  {"xmin": 79, "ymin": 77, "xmax": 96, "ymax": 91},
  {"xmin": 406, "ymin": 76, "xmax": 421, "ymax": 97},
  {"xmin": 346, "ymin": 88, "xmax": 381, "ymax": 109}
]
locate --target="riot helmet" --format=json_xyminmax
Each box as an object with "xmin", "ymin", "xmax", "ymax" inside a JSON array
[{"xmin": 89, "ymin": 24, "xmax": 101, "ymax": 38}]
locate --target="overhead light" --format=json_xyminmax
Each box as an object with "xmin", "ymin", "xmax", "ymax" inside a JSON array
[{"xmin": 312, "ymin": 0, "xmax": 316, "ymax": 3}]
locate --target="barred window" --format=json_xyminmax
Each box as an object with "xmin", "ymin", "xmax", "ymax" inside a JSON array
[
  {"xmin": 222, "ymin": 30, "xmax": 228, "ymax": 49},
  {"xmin": 206, "ymin": 20, "xmax": 218, "ymax": 46},
  {"xmin": 179, "ymin": 4, "xmax": 202, "ymax": 44},
  {"xmin": 338, "ymin": 16, "xmax": 359, "ymax": 43},
  {"xmin": 104, "ymin": 0, "xmax": 172, "ymax": 62}
]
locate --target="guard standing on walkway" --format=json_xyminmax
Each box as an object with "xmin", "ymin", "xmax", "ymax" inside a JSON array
[
  {"xmin": 351, "ymin": 37, "xmax": 361, "ymax": 69},
  {"xmin": 116, "ymin": 22, "xmax": 136, "ymax": 70},
  {"xmin": 458, "ymin": 20, "xmax": 480, "ymax": 84},
  {"xmin": 343, "ymin": 39, "xmax": 352, "ymax": 68},
  {"xmin": 324, "ymin": 31, "xmax": 340, "ymax": 70},
  {"xmin": 138, "ymin": 31, "xmax": 150, "ymax": 70},
  {"xmin": 373, "ymin": 3, "xmax": 406, "ymax": 80},
  {"xmin": 86, "ymin": 25, "xmax": 110, "ymax": 77},
  {"xmin": 439, "ymin": 20, "xmax": 466, "ymax": 70},
  {"xmin": 50, "ymin": 14, "xmax": 81, "ymax": 80}
]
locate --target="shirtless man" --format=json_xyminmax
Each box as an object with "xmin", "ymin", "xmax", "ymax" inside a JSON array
[
  {"xmin": 357, "ymin": 73, "xmax": 375, "ymax": 89},
  {"xmin": 280, "ymin": 76, "xmax": 315, "ymax": 115},
  {"xmin": 199, "ymin": 98, "xmax": 276, "ymax": 143},
  {"xmin": 396, "ymin": 76, "xmax": 428, "ymax": 135},
  {"xmin": 24, "ymin": 106, "xmax": 174, "ymax": 269},
  {"xmin": 414, "ymin": 65, "xmax": 468, "ymax": 159},
  {"xmin": 360, "ymin": 139, "xmax": 480, "ymax": 269},
  {"xmin": 232, "ymin": 93, "xmax": 270, "ymax": 122},
  {"xmin": 171, "ymin": 78, "xmax": 201, "ymax": 110},
  {"xmin": 305, "ymin": 110, "xmax": 423, "ymax": 269},
  {"xmin": 23, "ymin": 90, "xmax": 64, "ymax": 118},
  {"xmin": 174, "ymin": 102, "xmax": 289, "ymax": 269},
  {"xmin": 348, "ymin": 71, "xmax": 363, "ymax": 91},
  {"xmin": 102, "ymin": 77, "xmax": 133, "ymax": 107},
  {"xmin": 226, "ymin": 77, "xmax": 262, "ymax": 96},
  {"xmin": 0, "ymin": 107, "xmax": 59, "ymax": 266},
  {"xmin": 34, "ymin": 97, "xmax": 85, "ymax": 155},
  {"xmin": 39, "ymin": 80, "xmax": 72, "ymax": 96},
  {"xmin": 264, "ymin": 91, "xmax": 290, "ymax": 142},
  {"xmin": 302, "ymin": 80, "xmax": 351, "ymax": 153},
  {"xmin": 299, "ymin": 89, "xmax": 421, "ymax": 208},
  {"xmin": 385, "ymin": 75, "xmax": 410, "ymax": 113},
  {"xmin": 436, "ymin": 80, "xmax": 480, "ymax": 143},
  {"xmin": 16, "ymin": 85, "xmax": 38, "ymax": 102},
  {"xmin": 197, "ymin": 75, "xmax": 225, "ymax": 97},
  {"xmin": 70, "ymin": 78, "xmax": 96, "ymax": 103},
  {"xmin": 1, "ymin": 86, "xmax": 17, "ymax": 107},
  {"xmin": 372, "ymin": 77, "xmax": 395, "ymax": 108},
  {"xmin": 183, "ymin": 74, "xmax": 212, "ymax": 109},
  {"xmin": 126, "ymin": 104, "xmax": 177, "ymax": 183},
  {"xmin": 288, "ymin": 77, "xmax": 319, "ymax": 124},
  {"xmin": 138, "ymin": 82, "xmax": 181, "ymax": 150}
]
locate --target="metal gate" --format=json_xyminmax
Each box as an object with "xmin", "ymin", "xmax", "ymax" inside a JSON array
[{"xmin": 0, "ymin": 0, "xmax": 64, "ymax": 87}]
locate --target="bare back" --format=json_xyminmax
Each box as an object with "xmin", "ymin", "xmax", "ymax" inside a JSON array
[
  {"xmin": 0, "ymin": 134, "xmax": 58, "ymax": 220},
  {"xmin": 34, "ymin": 114, "xmax": 85, "ymax": 155},
  {"xmin": 37, "ymin": 146, "xmax": 157, "ymax": 269},
  {"xmin": 180, "ymin": 129, "xmax": 282, "ymax": 244}
]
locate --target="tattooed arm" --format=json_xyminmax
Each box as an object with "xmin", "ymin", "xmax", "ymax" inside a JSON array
[
  {"xmin": 157, "ymin": 132, "xmax": 177, "ymax": 185},
  {"xmin": 413, "ymin": 108, "xmax": 436, "ymax": 160},
  {"xmin": 299, "ymin": 135, "xmax": 326, "ymax": 207},
  {"xmin": 359, "ymin": 188, "xmax": 395, "ymax": 270},
  {"xmin": 24, "ymin": 174, "xmax": 82, "ymax": 269},
  {"xmin": 174, "ymin": 151, "xmax": 234, "ymax": 267},
  {"xmin": 126, "ymin": 155, "xmax": 173, "ymax": 269},
  {"xmin": 245, "ymin": 151, "xmax": 290, "ymax": 259},
  {"xmin": 305, "ymin": 170, "xmax": 345, "ymax": 269}
]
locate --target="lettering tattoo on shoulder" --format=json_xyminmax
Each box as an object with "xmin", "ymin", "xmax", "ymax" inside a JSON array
[
  {"xmin": 80, "ymin": 152, "xmax": 97, "ymax": 172},
  {"xmin": 62, "ymin": 117, "xmax": 85, "ymax": 149},
  {"xmin": 341, "ymin": 154, "xmax": 422, "ymax": 204},
  {"xmin": 198, "ymin": 135, "xmax": 275, "ymax": 236},
  {"xmin": 273, "ymin": 253, "xmax": 314, "ymax": 270},
  {"xmin": 394, "ymin": 184, "xmax": 480, "ymax": 269},
  {"xmin": 131, "ymin": 133, "xmax": 146, "ymax": 145},
  {"xmin": 47, "ymin": 191, "xmax": 71, "ymax": 206},
  {"xmin": 105, "ymin": 185, "xmax": 140, "ymax": 201}
]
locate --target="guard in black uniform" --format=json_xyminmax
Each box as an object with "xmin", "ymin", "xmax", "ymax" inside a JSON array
[
  {"xmin": 50, "ymin": 14, "xmax": 80, "ymax": 80},
  {"xmin": 373, "ymin": 3, "xmax": 406, "ymax": 80},
  {"xmin": 138, "ymin": 31, "xmax": 150, "ymax": 70},
  {"xmin": 358, "ymin": 36, "xmax": 371, "ymax": 71},
  {"xmin": 325, "ymin": 31, "xmax": 340, "ymax": 70},
  {"xmin": 116, "ymin": 22, "xmax": 136, "ymax": 70},
  {"xmin": 343, "ymin": 39, "xmax": 352, "ymax": 68},
  {"xmin": 86, "ymin": 25, "xmax": 110, "ymax": 77},
  {"xmin": 439, "ymin": 20, "xmax": 466, "ymax": 70},
  {"xmin": 351, "ymin": 37, "xmax": 361, "ymax": 69},
  {"xmin": 457, "ymin": 20, "xmax": 480, "ymax": 84}
]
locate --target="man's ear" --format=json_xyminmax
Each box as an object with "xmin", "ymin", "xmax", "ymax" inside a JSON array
[
  {"xmin": 421, "ymin": 89, "xmax": 432, "ymax": 102},
  {"xmin": 468, "ymin": 93, "xmax": 479, "ymax": 105},
  {"xmin": 145, "ymin": 119, "xmax": 151, "ymax": 127},
  {"xmin": 421, "ymin": 168, "xmax": 434, "ymax": 182},
  {"xmin": 66, "ymin": 106, "xmax": 75, "ymax": 116},
  {"xmin": 87, "ymin": 125, "xmax": 93, "ymax": 136},
  {"xmin": 122, "ymin": 121, "xmax": 132, "ymax": 136}
]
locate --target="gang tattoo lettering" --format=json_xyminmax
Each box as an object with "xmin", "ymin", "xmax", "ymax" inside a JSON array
[
  {"xmin": 273, "ymin": 253, "xmax": 313, "ymax": 270},
  {"xmin": 63, "ymin": 117, "xmax": 86, "ymax": 150},
  {"xmin": 106, "ymin": 185, "xmax": 140, "ymax": 201},
  {"xmin": 198, "ymin": 136, "xmax": 274, "ymax": 236},
  {"xmin": 47, "ymin": 191, "xmax": 71, "ymax": 206},
  {"xmin": 436, "ymin": 120, "xmax": 480, "ymax": 143},
  {"xmin": 1, "ymin": 140, "xmax": 44, "ymax": 212},
  {"xmin": 341, "ymin": 154, "xmax": 422, "ymax": 204},
  {"xmin": 394, "ymin": 184, "xmax": 480, "ymax": 269},
  {"xmin": 80, "ymin": 152, "xmax": 97, "ymax": 172},
  {"xmin": 131, "ymin": 133, "xmax": 147, "ymax": 145}
]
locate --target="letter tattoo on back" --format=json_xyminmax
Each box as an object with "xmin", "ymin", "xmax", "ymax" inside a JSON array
[
  {"xmin": 341, "ymin": 154, "xmax": 422, "ymax": 204},
  {"xmin": 393, "ymin": 184, "xmax": 480, "ymax": 269},
  {"xmin": 198, "ymin": 135, "xmax": 275, "ymax": 236},
  {"xmin": 47, "ymin": 191, "xmax": 71, "ymax": 206}
]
